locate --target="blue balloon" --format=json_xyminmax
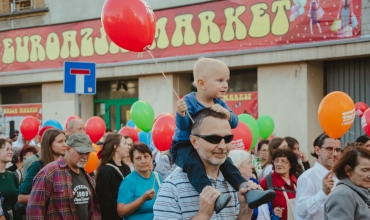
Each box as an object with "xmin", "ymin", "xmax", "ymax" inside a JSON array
[
  {"xmin": 138, "ymin": 130, "xmax": 152, "ymax": 146},
  {"xmin": 42, "ymin": 119, "xmax": 63, "ymax": 130},
  {"xmin": 126, "ymin": 119, "xmax": 135, "ymax": 128}
]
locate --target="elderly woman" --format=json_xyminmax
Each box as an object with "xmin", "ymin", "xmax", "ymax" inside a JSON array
[
  {"xmin": 117, "ymin": 143, "xmax": 162, "ymax": 220},
  {"xmin": 325, "ymin": 143, "xmax": 370, "ymax": 220},
  {"xmin": 260, "ymin": 148, "xmax": 299, "ymax": 220},
  {"xmin": 229, "ymin": 150, "xmax": 278, "ymax": 220},
  {"xmin": 260, "ymin": 137, "xmax": 288, "ymax": 180}
]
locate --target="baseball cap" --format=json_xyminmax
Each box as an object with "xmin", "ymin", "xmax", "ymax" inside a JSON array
[
  {"xmin": 66, "ymin": 133, "xmax": 96, "ymax": 153},
  {"xmin": 356, "ymin": 135, "xmax": 370, "ymax": 144}
]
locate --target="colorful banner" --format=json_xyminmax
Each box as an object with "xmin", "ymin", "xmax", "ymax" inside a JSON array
[
  {"xmin": 225, "ymin": 91, "xmax": 258, "ymax": 118},
  {"xmin": 0, "ymin": 104, "xmax": 42, "ymax": 136},
  {"xmin": 0, "ymin": 0, "xmax": 361, "ymax": 73}
]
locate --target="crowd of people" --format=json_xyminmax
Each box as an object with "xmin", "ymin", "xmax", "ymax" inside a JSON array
[{"xmin": 1, "ymin": 57, "xmax": 370, "ymax": 220}]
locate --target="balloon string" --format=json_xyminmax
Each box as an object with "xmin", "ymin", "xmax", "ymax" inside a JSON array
[{"xmin": 147, "ymin": 50, "xmax": 194, "ymax": 124}]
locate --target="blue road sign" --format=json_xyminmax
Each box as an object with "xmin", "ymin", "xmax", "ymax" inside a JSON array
[{"xmin": 64, "ymin": 61, "xmax": 96, "ymax": 95}]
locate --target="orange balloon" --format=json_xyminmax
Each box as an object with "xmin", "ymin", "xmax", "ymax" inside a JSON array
[
  {"xmin": 318, "ymin": 91, "xmax": 355, "ymax": 139},
  {"xmin": 134, "ymin": 126, "xmax": 141, "ymax": 133},
  {"xmin": 92, "ymin": 144, "xmax": 101, "ymax": 152},
  {"xmin": 84, "ymin": 151, "xmax": 99, "ymax": 173}
]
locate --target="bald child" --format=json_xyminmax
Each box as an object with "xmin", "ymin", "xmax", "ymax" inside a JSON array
[{"xmin": 171, "ymin": 57, "xmax": 275, "ymax": 214}]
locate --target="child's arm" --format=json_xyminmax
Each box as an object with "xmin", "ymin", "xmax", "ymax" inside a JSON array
[
  {"xmin": 212, "ymin": 100, "xmax": 239, "ymax": 129},
  {"xmin": 176, "ymin": 98, "xmax": 191, "ymax": 130}
]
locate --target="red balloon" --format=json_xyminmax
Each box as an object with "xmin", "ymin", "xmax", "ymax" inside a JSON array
[
  {"xmin": 38, "ymin": 126, "xmax": 54, "ymax": 139},
  {"xmin": 65, "ymin": 115, "xmax": 81, "ymax": 130},
  {"xmin": 152, "ymin": 114, "xmax": 176, "ymax": 151},
  {"xmin": 101, "ymin": 0, "xmax": 156, "ymax": 52},
  {"xmin": 355, "ymin": 102, "xmax": 368, "ymax": 118},
  {"xmin": 361, "ymin": 109, "xmax": 370, "ymax": 136},
  {"xmin": 20, "ymin": 116, "xmax": 40, "ymax": 141},
  {"xmin": 231, "ymin": 122, "xmax": 253, "ymax": 151},
  {"xmin": 118, "ymin": 126, "xmax": 139, "ymax": 143},
  {"xmin": 85, "ymin": 117, "xmax": 106, "ymax": 143},
  {"xmin": 154, "ymin": 112, "xmax": 175, "ymax": 122}
]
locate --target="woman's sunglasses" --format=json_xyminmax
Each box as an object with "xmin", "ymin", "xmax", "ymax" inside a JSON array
[{"xmin": 192, "ymin": 134, "xmax": 234, "ymax": 144}]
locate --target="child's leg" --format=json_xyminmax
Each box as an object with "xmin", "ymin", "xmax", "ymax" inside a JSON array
[
  {"xmin": 171, "ymin": 141, "xmax": 212, "ymax": 194},
  {"xmin": 219, "ymin": 157, "xmax": 247, "ymax": 191}
]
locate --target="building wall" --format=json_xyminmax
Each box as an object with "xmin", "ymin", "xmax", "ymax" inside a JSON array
[
  {"xmin": 0, "ymin": 0, "xmax": 214, "ymax": 31},
  {"xmin": 258, "ymin": 62, "xmax": 324, "ymax": 163},
  {"xmin": 42, "ymin": 82, "xmax": 93, "ymax": 127}
]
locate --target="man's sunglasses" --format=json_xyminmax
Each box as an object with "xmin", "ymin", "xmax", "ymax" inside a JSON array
[{"xmin": 192, "ymin": 134, "xmax": 234, "ymax": 144}]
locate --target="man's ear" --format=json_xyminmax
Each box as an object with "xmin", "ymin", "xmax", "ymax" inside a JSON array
[
  {"xmin": 314, "ymin": 146, "xmax": 321, "ymax": 157},
  {"xmin": 190, "ymin": 135, "xmax": 199, "ymax": 150}
]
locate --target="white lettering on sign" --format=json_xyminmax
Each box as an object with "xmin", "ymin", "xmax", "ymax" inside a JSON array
[{"xmin": 342, "ymin": 108, "xmax": 355, "ymax": 126}]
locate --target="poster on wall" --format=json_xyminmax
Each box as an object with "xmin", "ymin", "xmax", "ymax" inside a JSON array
[
  {"xmin": 0, "ymin": 0, "xmax": 362, "ymax": 73},
  {"xmin": 0, "ymin": 104, "xmax": 42, "ymax": 136},
  {"xmin": 225, "ymin": 92, "xmax": 258, "ymax": 118}
]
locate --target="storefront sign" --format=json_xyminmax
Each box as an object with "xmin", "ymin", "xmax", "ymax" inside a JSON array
[
  {"xmin": 0, "ymin": 0, "xmax": 362, "ymax": 73},
  {"xmin": 225, "ymin": 91, "xmax": 258, "ymax": 118},
  {"xmin": 0, "ymin": 104, "xmax": 42, "ymax": 135}
]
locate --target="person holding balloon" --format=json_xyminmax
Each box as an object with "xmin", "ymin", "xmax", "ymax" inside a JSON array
[
  {"xmin": 18, "ymin": 129, "xmax": 67, "ymax": 206},
  {"xmin": 26, "ymin": 133, "xmax": 101, "ymax": 220},
  {"xmin": 172, "ymin": 57, "xmax": 275, "ymax": 213},
  {"xmin": 96, "ymin": 133, "xmax": 131, "ymax": 220}
]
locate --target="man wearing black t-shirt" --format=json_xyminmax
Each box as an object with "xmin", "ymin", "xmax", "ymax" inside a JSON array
[{"xmin": 27, "ymin": 133, "xmax": 101, "ymax": 219}]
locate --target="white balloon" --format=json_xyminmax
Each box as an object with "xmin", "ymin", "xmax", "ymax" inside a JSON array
[{"xmin": 290, "ymin": 13, "xmax": 296, "ymax": 22}]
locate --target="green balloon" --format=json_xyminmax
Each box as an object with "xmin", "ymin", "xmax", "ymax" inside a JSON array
[
  {"xmin": 257, "ymin": 115, "xmax": 275, "ymax": 139},
  {"xmin": 238, "ymin": 114, "xmax": 259, "ymax": 150},
  {"xmin": 130, "ymin": 101, "xmax": 155, "ymax": 132}
]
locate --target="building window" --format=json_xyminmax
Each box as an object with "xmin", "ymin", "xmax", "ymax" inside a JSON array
[
  {"xmin": 0, "ymin": 0, "xmax": 47, "ymax": 14},
  {"xmin": 95, "ymin": 80, "xmax": 139, "ymax": 100},
  {"xmin": 1, "ymin": 86, "xmax": 42, "ymax": 104}
]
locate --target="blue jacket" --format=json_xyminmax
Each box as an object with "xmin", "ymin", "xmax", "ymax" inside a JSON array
[{"xmin": 173, "ymin": 92, "xmax": 238, "ymax": 142}]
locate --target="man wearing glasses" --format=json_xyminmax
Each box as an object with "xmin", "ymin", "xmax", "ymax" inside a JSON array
[
  {"xmin": 296, "ymin": 133, "xmax": 341, "ymax": 220},
  {"xmin": 154, "ymin": 108, "xmax": 261, "ymax": 220},
  {"xmin": 26, "ymin": 133, "xmax": 101, "ymax": 220}
]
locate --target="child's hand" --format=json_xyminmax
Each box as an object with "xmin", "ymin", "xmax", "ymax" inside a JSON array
[
  {"xmin": 177, "ymin": 99, "xmax": 188, "ymax": 117},
  {"xmin": 210, "ymin": 104, "xmax": 230, "ymax": 119}
]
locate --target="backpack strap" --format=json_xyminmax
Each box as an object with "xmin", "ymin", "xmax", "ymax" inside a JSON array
[
  {"xmin": 266, "ymin": 173, "xmax": 296, "ymax": 193},
  {"xmin": 106, "ymin": 163, "xmax": 124, "ymax": 179},
  {"xmin": 266, "ymin": 173, "xmax": 273, "ymax": 190}
]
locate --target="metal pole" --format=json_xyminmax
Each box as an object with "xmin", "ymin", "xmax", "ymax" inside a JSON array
[{"xmin": 78, "ymin": 94, "xmax": 82, "ymax": 117}]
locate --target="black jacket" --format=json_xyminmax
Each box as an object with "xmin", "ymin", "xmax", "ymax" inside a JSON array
[{"xmin": 96, "ymin": 160, "xmax": 131, "ymax": 220}]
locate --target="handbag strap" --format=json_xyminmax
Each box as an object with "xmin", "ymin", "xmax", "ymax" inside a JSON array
[{"xmin": 106, "ymin": 164, "xmax": 124, "ymax": 179}]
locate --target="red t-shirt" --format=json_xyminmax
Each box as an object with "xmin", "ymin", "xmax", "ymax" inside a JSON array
[{"xmin": 260, "ymin": 171, "xmax": 297, "ymax": 220}]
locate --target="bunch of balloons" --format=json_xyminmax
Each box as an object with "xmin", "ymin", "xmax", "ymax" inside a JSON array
[
  {"xmin": 235, "ymin": 114, "xmax": 275, "ymax": 151},
  {"xmin": 290, "ymin": 0, "xmax": 306, "ymax": 22}
]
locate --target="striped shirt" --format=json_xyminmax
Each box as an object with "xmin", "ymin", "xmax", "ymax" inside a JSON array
[{"xmin": 153, "ymin": 168, "xmax": 239, "ymax": 220}]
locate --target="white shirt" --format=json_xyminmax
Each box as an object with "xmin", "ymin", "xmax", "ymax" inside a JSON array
[
  {"xmin": 153, "ymin": 168, "xmax": 239, "ymax": 220},
  {"xmin": 295, "ymin": 162, "xmax": 339, "ymax": 220}
]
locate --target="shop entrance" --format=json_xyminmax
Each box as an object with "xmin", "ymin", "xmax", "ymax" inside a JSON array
[
  {"xmin": 94, "ymin": 80, "xmax": 139, "ymax": 132},
  {"xmin": 94, "ymin": 98, "xmax": 137, "ymax": 132}
]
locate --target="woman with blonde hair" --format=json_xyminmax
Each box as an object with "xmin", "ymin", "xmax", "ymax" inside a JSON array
[{"xmin": 96, "ymin": 133, "xmax": 131, "ymax": 220}]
